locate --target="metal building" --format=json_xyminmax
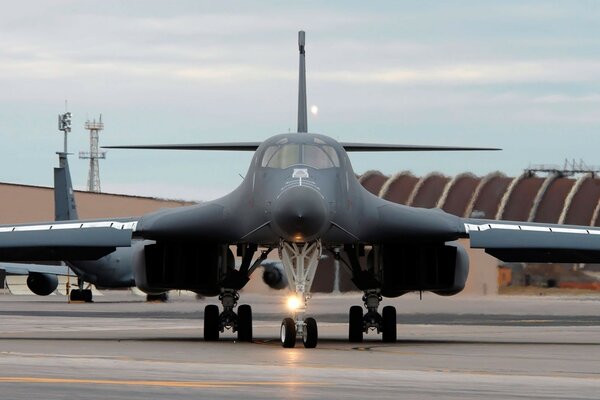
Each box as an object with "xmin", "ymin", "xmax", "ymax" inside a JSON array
[{"xmin": 359, "ymin": 169, "xmax": 600, "ymax": 226}]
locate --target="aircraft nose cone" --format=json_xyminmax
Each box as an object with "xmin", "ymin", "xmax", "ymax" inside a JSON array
[{"xmin": 272, "ymin": 186, "xmax": 328, "ymax": 242}]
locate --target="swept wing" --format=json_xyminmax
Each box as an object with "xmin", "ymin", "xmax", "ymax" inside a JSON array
[
  {"xmin": 103, "ymin": 142, "xmax": 499, "ymax": 152},
  {"xmin": 462, "ymin": 219, "xmax": 600, "ymax": 263}
]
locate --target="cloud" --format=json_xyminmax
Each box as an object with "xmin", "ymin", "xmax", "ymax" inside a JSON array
[
  {"xmin": 532, "ymin": 94, "xmax": 600, "ymax": 104},
  {"xmin": 316, "ymin": 61, "xmax": 600, "ymax": 85},
  {"xmin": 1, "ymin": 1, "xmax": 600, "ymax": 191},
  {"xmin": 2, "ymin": 55, "xmax": 600, "ymax": 88}
]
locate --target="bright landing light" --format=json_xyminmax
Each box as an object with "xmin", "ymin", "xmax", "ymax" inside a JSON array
[
  {"xmin": 286, "ymin": 295, "xmax": 302, "ymax": 311},
  {"xmin": 310, "ymin": 105, "xmax": 319, "ymax": 115}
]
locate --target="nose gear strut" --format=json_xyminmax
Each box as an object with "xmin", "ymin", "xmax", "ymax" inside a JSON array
[{"xmin": 278, "ymin": 239, "xmax": 321, "ymax": 348}]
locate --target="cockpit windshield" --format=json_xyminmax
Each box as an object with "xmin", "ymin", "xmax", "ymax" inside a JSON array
[{"xmin": 261, "ymin": 141, "xmax": 340, "ymax": 169}]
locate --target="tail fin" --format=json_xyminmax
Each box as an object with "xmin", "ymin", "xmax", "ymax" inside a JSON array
[
  {"xmin": 54, "ymin": 152, "xmax": 79, "ymax": 221},
  {"xmin": 297, "ymin": 31, "xmax": 308, "ymax": 133}
]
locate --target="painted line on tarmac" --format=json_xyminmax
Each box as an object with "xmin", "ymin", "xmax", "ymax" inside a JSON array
[{"xmin": 0, "ymin": 376, "xmax": 328, "ymax": 388}]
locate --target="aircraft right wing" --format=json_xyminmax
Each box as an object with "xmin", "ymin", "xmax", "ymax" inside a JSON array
[
  {"xmin": 462, "ymin": 219, "xmax": 600, "ymax": 263},
  {"xmin": 359, "ymin": 201, "xmax": 600, "ymax": 264},
  {"xmin": 0, "ymin": 220, "xmax": 137, "ymax": 261}
]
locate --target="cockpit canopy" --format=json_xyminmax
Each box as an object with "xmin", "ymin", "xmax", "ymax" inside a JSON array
[{"xmin": 261, "ymin": 137, "xmax": 340, "ymax": 169}]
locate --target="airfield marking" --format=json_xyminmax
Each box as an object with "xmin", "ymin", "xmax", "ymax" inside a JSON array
[{"xmin": 0, "ymin": 376, "xmax": 328, "ymax": 388}]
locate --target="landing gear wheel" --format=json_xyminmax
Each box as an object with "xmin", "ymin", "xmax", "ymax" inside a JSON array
[
  {"xmin": 303, "ymin": 317, "xmax": 318, "ymax": 348},
  {"xmin": 381, "ymin": 305, "xmax": 397, "ymax": 343},
  {"xmin": 280, "ymin": 317, "xmax": 296, "ymax": 348},
  {"xmin": 204, "ymin": 304, "xmax": 220, "ymax": 341},
  {"xmin": 69, "ymin": 289, "xmax": 81, "ymax": 302},
  {"xmin": 237, "ymin": 304, "xmax": 253, "ymax": 342},
  {"xmin": 82, "ymin": 289, "xmax": 93, "ymax": 303},
  {"xmin": 146, "ymin": 293, "xmax": 168, "ymax": 302},
  {"xmin": 349, "ymin": 305, "xmax": 364, "ymax": 343}
]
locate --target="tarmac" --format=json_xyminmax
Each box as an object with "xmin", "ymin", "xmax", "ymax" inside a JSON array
[{"xmin": 0, "ymin": 292, "xmax": 599, "ymax": 399}]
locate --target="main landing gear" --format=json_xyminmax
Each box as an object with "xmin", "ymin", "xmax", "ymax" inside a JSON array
[
  {"xmin": 69, "ymin": 278, "xmax": 93, "ymax": 303},
  {"xmin": 279, "ymin": 240, "xmax": 321, "ymax": 348},
  {"xmin": 348, "ymin": 290, "xmax": 396, "ymax": 343},
  {"xmin": 203, "ymin": 289, "xmax": 253, "ymax": 342},
  {"xmin": 146, "ymin": 292, "xmax": 169, "ymax": 302}
]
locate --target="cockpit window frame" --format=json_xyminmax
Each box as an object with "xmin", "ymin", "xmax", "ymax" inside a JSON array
[
  {"xmin": 260, "ymin": 141, "xmax": 341, "ymax": 170},
  {"xmin": 261, "ymin": 143, "xmax": 301, "ymax": 169}
]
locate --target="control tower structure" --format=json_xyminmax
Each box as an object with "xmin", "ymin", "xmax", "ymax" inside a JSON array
[{"xmin": 79, "ymin": 115, "xmax": 106, "ymax": 193}]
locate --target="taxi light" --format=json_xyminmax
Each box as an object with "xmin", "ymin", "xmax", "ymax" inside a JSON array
[{"xmin": 286, "ymin": 295, "xmax": 302, "ymax": 311}]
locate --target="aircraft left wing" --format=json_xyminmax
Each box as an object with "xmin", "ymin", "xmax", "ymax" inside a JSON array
[
  {"xmin": 462, "ymin": 219, "xmax": 600, "ymax": 263},
  {"xmin": 0, "ymin": 220, "xmax": 137, "ymax": 261}
]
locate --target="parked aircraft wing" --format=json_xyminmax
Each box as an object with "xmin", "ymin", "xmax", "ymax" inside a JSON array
[
  {"xmin": 1, "ymin": 262, "xmax": 77, "ymax": 277},
  {"xmin": 0, "ymin": 220, "xmax": 137, "ymax": 261},
  {"xmin": 463, "ymin": 220, "xmax": 600, "ymax": 263}
]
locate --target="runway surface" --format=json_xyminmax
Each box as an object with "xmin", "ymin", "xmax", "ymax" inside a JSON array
[{"xmin": 0, "ymin": 292, "xmax": 599, "ymax": 399}]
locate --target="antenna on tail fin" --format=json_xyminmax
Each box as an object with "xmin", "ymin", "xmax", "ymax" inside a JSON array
[{"xmin": 297, "ymin": 31, "xmax": 308, "ymax": 133}]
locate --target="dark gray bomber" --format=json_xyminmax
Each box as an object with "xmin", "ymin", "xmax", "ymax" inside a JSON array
[{"xmin": 2, "ymin": 31, "xmax": 600, "ymax": 348}]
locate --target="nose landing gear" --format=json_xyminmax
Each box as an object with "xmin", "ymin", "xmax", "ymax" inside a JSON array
[{"xmin": 279, "ymin": 240, "xmax": 321, "ymax": 348}]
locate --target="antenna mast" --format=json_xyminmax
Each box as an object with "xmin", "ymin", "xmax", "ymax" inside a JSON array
[
  {"xmin": 79, "ymin": 115, "xmax": 106, "ymax": 193},
  {"xmin": 58, "ymin": 110, "xmax": 72, "ymax": 154}
]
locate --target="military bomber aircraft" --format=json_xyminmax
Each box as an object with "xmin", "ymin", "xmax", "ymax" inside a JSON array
[{"xmin": 2, "ymin": 32, "xmax": 600, "ymax": 348}]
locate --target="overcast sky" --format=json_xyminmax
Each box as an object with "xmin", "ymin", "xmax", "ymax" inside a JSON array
[{"xmin": 1, "ymin": 1, "xmax": 599, "ymax": 201}]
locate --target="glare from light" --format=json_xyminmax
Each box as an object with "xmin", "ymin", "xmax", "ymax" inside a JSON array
[
  {"xmin": 286, "ymin": 295, "xmax": 302, "ymax": 311},
  {"xmin": 310, "ymin": 105, "xmax": 319, "ymax": 115}
]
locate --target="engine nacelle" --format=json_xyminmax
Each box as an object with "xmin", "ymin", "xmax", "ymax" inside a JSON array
[
  {"xmin": 132, "ymin": 241, "xmax": 234, "ymax": 296},
  {"xmin": 261, "ymin": 261, "xmax": 288, "ymax": 290},
  {"xmin": 370, "ymin": 242, "xmax": 469, "ymax": 297},
  {"xmin": 26, "ymin": 272, "xmax": 58, "ymax": 296}
]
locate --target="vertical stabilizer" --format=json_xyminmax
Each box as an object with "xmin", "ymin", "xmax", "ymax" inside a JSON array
[
  {"xmin": 297, "ymin": 31, "xmax": 308, "ymax": 133},
  {"xmin": 54, "ymin": 152, "xmax": 79, "ymax": 221}
]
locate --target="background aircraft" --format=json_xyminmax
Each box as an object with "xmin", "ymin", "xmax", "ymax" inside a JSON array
[
  {"xmin": 54, "ymin": 150, "xmax": 141, "ymax": 302},
  {"xmin": 2, "ymin": 32, "xmax": 600, "ymax": 348},
  {"xmin": 0, "ymin": 150, "xmax": 137, "ymax": 300}
]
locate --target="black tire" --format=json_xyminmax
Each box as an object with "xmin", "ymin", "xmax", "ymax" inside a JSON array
[
  {"xmin": 146, "ymin": 293, "xmax": 168, "ymax": 302},
  {"xmin": 82, "ymin": 289, "xmax": 93, "ymax": 303},
  {"xmin": 349, "ymin": 305, "xmax": 364, "ymax": 343},
  {"xmin": 204, "ymin": 305, "xmax": 220, "ymax": 341},
  {"xmin": 69, "ymin": 289, "xmax": 81, "ymax": 302},
  {"xmin": 303, "ymin": 317, "xmax": 318, "ymax": 348},
  {"xmin": 381, "ymin": 305, "xmax": 397, "ymax": 343},
  {"xmin": 237, "ymin": 304, "xmax": 253, "ymax": 342},
  {"xmin": 280, "ymin": 318, "xmax": 296, "ymax": 348}
]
